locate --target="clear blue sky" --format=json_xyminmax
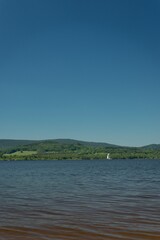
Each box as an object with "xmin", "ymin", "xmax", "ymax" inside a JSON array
[{"xmin": 0, "ymin": 0, "xmax": 160, "ymax": 146}]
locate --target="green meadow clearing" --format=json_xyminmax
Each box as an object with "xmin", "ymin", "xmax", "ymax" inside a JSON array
[{"xmin": 4, "ymin": 151, "xmax": 37, "ymax": 157}]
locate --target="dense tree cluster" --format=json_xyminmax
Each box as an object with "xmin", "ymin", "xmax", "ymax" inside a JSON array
[{"xmin": 0, "ymin": 141, "xmax": 160, "ymax": 160}]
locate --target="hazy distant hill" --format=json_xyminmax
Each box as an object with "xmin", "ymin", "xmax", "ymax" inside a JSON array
[
  {"xmin": 0, "ymin": 138, "xmax": 120, "ymax": 150},
  {"xmin": 48, "ymin": 139, "xmax": 120, "ymax": 148},
  {"xmin": 0, "ymin": 139, "xmax": 38, "ymax": 150},
  {"xmin": 0, "ymin": 139, "xmax": 159, "ymax": 151},
  {"xmin": 142, "ymin": 144, "xmax": 160, "ymax": 150}
]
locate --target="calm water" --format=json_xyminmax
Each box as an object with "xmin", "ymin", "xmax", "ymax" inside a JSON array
[{"xmin": 0, "ymin": 159, "xmax": 160, "ymax": 240}]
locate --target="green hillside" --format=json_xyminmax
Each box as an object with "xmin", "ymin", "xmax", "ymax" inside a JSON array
[{"xmin": 0, "ymin": 139, "xmax": 160, "ymax": 160}]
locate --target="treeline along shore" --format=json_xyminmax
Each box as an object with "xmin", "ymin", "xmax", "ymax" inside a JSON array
[{"xmin": 0, "ymin": 139, "xmax": 160, "ymax": 160}]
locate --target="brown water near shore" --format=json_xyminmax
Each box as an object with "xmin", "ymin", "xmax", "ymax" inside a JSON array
[
  {"xmin": 1, "ymin": 225, "xmax": 160, "ymax": 239},
  {"xmin": 0, "ymin": 160, "xmax": 160, "ymax": 239}
]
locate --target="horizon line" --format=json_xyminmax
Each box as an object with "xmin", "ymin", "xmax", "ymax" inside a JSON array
[{"xmin": 0, "ymin": 138, "xmax": 159, "ymax": 148}]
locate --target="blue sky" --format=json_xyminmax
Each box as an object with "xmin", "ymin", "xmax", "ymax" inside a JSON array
[{"xmin": 0, "ymin": 0, "xmax": 160, "ymax": 146}]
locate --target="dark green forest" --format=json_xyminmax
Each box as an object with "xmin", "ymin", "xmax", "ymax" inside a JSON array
[{"xmin": 0, "ymin": 139, "xmax": 160, "ymax": 160}]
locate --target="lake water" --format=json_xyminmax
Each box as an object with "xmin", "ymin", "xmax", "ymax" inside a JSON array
[{"xmin": 0, "ymin": 159, "xmax": 160, "ymax": 240}]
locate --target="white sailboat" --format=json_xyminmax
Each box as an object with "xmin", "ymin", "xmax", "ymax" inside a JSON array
[{"xmin": 107, "ymin": 153, "xmax": 111, "ymax": 159}]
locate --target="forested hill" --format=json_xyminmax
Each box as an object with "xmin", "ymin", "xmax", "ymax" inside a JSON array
[
  {"xmin": 0, "ymin": 139, "xmax": 120, "ymax": 150},
  {"xmin": 44, "ymin": 139, "xmax": 120, "ymax": 148},
  {"xmin": 142, "ymin": 144, "xmax": 160, "ymax": 150},
  {"xmin": 0, "ymin": 139, "xmax": 160, "ymax": 160}
]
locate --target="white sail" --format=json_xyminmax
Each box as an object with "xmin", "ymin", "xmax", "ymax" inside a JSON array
[{"xmin": 107, "ymin": 153, "xmax": 111, "ymax": 159}]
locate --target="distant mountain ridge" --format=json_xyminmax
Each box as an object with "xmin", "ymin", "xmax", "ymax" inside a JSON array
[
  {"xmin": 0, "ymin": 139, "xmax": 119, "ymax": 150},
  {"xmin": 0, "ymin": 139, "xmax": 38, "ymax": 149},
  {"xmin": 50, "ymin": 139, "xmax": 120, "ymax": 148},
  {"xmin": 142, "ymin": 144, "xmax": 160, "ymax": 150},
  {"xmin": 0, "ymin": 139, "xmax": 159, "ymax": 150}
]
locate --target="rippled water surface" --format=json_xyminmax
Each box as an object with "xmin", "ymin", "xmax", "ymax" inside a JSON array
[{"xmin": 0, "ymin": 159, "xmax": 160, "ymax": 239}]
